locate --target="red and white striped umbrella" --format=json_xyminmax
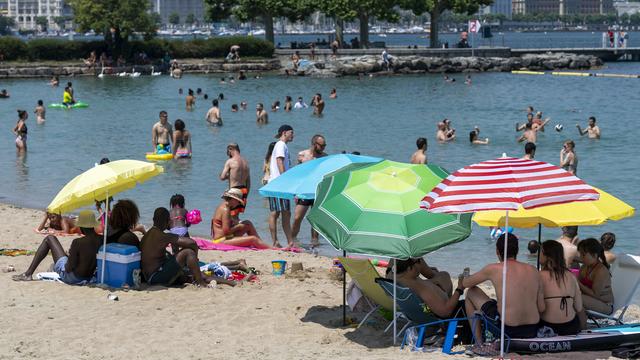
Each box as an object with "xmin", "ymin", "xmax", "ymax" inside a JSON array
[
  {"xmin": 420, "ymin": 156, "xmax": 599, "ymax": 356},
  {"xmin": 420, "ymin": 157, "xmax": 599, "ymax": 213}
]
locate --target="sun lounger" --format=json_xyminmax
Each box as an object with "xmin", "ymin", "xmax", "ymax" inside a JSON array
[
  {"xmin": 338, "ymin": 257, "xmax": 396, "ymax": 328},
  {"xmin": 588, "ymin": 254, "xmax": 640, "ymax": 326}
]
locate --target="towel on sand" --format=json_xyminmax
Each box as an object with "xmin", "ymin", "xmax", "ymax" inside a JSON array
[
  {"xmin": 193, "ymin": 237, "xmax": 302, "ymax": 252},
  {"xmin": 0, "ymin": 248, "xmax": 34, "ymax": 256}
]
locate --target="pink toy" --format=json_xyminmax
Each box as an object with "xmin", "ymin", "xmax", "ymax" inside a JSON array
[{"xmin": 186, "ymin": 209, "xmax": 202, "ymax": 225}]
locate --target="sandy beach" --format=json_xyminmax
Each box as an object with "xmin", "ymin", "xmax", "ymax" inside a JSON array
[{"xmin": 0, "ymin": 203, "xmax": 636, "ymax": 359}]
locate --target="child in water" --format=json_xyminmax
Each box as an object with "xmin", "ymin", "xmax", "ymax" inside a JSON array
[
  {"xmin": 169, "ymin": 194, "xmax": 190, "ymax": 237},
  {"xmin": 34, "ymin": 100, "xmax": 46, "ymax": 123}
]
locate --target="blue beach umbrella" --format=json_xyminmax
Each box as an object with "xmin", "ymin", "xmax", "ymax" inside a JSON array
[{"xmin": 258, "ymin": 154, "xmax": 382, "ymax": 200}]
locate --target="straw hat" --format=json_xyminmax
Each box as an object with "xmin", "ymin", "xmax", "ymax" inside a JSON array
[
  {"xmin": 222, "ymin": 188, "xmax": 245, "ymax": 205},
  {"xmin": 76, "ymin": 210, "xmax": 99, "ymax": 228}
]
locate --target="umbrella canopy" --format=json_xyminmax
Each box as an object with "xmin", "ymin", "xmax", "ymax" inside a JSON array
[
  {"xmin": 48, "ymin": 160, "xmax": 163, "ymax": 214},
  {"xmin": 258, "ymin": 154, "xmax": 382, "ymax": 200},
  {"xmin": 473, "ymin": 187, "xmax": 634, "ymax": 228},
  {"xmin": 307, "ymin": 160, "xmax": 472, "ymax": 259},
  {"xmin": 420, "ymin": 157, "xmax": 599, "ymax": 213}
]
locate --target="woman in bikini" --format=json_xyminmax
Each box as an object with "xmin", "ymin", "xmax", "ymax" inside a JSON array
[
  {"xmin": 172, "ymin": 119, "xmax": 192, "ymax": 158},
  {"xmin": 539, "ymin": 240, "xmax": 583, "ymax": 334},
  {"xmin": 577, "ymin": 238, "xmax": 614, "ymax": 328},
  {"xmin": 211, "ymin": 189, "xmax": 271, "ymax": 249},
  {"xmin": 560, "ymin": 140, "xmax": 578, "ymax": 175},
  {"xmin": 37, "ymin": 212, "xmax": 79, "ymax": 234},
  {"xmin": 13, "ymin": 110, "xmax": 28, "ymax": 153}
]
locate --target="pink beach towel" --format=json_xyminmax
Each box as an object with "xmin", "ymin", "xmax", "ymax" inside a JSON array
[{"xmin": 193, "ymin": 237, "xmax": 303, "ymax": 253}]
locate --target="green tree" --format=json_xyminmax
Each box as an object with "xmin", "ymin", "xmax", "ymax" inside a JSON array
[
  {"xmin": 206, "ymin": 0, "xmax": 314, "ymax": 44},
  {"xmin": 319, "ymin": 0, "xmax": 399, "ymax": 48},
  {"xmin": 150, "ymin": 12, "xmax": 162, "ymax": 26},
  {"xmin": 185, "ymin": 13, "xmax": 196, "ymax": 25},
  {"xmin": 169, "ymin": 12, "xmax": 180, "ymax": 25},
  {"xmin": 68, "ymin": 0, "xmax": 156, "ymax": 55},
  {"xmin": 0, "ymin": 15, "xmax": 16, "ymax": 35},
  {"xmin": 53, "ymin": 16, "xmax": 68, "ymax": 30},
  {"xmin": 402, "ymin": 0, "xmax": 494, "ymax": 48},
  {"xmin": 35, "ymin": 16, "xmax": 48, "ymax": 32}
]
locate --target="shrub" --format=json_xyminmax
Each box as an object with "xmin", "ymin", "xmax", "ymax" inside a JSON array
[{"xmin": 0, "ymin": 36, "xmax": 274, "ymax": 62}]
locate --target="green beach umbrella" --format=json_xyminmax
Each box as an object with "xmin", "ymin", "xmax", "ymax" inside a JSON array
[{"xmin": 307, "ymin": 160, "xmax": 473, "ymax": 259}]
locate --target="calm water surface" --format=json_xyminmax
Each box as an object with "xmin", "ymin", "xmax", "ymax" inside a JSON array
[{"xmin": 1, "ymin": 63, "xmax": 638, "ymax": 279}]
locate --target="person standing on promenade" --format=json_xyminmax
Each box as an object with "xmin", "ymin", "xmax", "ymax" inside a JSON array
[
  {"xmin": 268, "ymin": 125, "xmax": 295, "ymax": 248},
  {"xmin": 292, "ymin": 135, "xmax": 327, "ymax": 249},
  {"xmin": 256, "ymin": 103, "xmax": 269, "ymax": 124},
  {"xmin": 560, "ymin": 140, "xmax": 578, "ymax": 175},
  {"xmin": 523, "ymin": 142, "xmax": 536, "ymax": 160},
  {"xmin": 205, "ymin": 99, "xmax": 223, "ymax": 126},
  {"xmin": 576, "ymin": 116, "xmax": 600, "ymax": 139},
  {"xmin": 311, "ymin": 93, "xmax": 325, "ymax": 115},
  {"xmin": 13, "ymin": 110, "xmax": 28, "ymax": 153},
  {"xmin": 220, "ymin": 143, "xmax": 251, "ymax": 219},
  {"xmin": 152, "ymin": 111, "xmax": 172, "ymax": 153},
  {"xmin": 411, "ymin": 137, "xmax": 427, "ymax": 164}
]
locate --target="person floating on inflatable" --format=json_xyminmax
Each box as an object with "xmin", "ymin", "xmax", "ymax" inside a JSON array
[{"xmin": 62, "ymin": 86, "xmax": 75, "ymax": 108}]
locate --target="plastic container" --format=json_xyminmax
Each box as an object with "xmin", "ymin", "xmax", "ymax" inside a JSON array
[
  {"xmin": 96, "ymin": 243, "xmax": 141, "ymax": 288},
  {"xmin": 271, "ymin": 260, "xmax": 287, "ymax": 276}
]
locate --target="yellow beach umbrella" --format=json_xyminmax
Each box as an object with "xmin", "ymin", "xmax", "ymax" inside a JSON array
[
  {"xmin": 472, "ymin": 187, "xmax": 634, "ymax": 228},
  {"xmin": 47, "ymin": 159, "xmax": 163, "ymax": 284},
  {"xmin": 48, "ymin": 160, "xmax": 163, "ymax": 214}
]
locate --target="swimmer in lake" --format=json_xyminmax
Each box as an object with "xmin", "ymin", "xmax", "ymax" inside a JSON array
[
  {"xmin": 518, "ymin": 122, "xmax": 538, "ymax": 143},
  {"xmin": 576, "ymin": 116, "xmax": 600, "ymax": 139},
  {"xmin": 13, "ymin": 110, "xmax": 28, "ymax": 152},
  {"xmin": 284, "ymin": 96, "xmax": 293, "ymax": 112},
  {"xmin": 469, "ymin": 126, "xmax": 489, "ymax": 144},
  {"xmin": 411, "ymin": 137, "xmax": 427, "ymax": 164},
  {"xmin": 34, "ymin": 100, "xmax": 46, "ymax": 123},
  {"xmin": 186, "ymin": 89, "xmax": 195, "ymax": 111},
  {"xmin": 152, "ymin": 111, "xmax": 173, "ymax": 153},
  {"xmin": 330, "ymin": 88, "xmax": 337, "ymax": 99},
  {"xmin": 205, "ymin": 99, "xmax": 222, "ymax": 126},
  {"xmin": 436, "ymin": 122, "xmax": 455, "ymax": 142}
]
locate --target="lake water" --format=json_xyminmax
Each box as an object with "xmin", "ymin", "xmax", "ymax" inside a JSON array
[{"xmin": 0, "ymin": 62, "xmax": 638, "ymax": 278}]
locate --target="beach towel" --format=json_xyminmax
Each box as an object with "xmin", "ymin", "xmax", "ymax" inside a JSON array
[
  {"xmin": 0, "ymin": 248, "xmax": 34, "ymax": 256},
  {"xmin": 193, "ymin": 237, "xmax": 303, "ymax": 253},
  {"xmin": 33, "ymin": 228, "xmax": 80, "ymax": 237},
  {"xmin": 36, "ymin": 272, "xmax": 62, "ymax": 282}
]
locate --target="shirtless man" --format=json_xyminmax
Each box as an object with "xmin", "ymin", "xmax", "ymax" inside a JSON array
[
  {"xmin": 557, "ymin": 226, "xmax": 580, "ymax": 268},
  {"xmin": 436, "ymin": 122, "xmax": 455, "ymax": 142},
  {"xmin": 220, "ymin": 143, "xmax": 250, "ymax": 218},
  {"xmin": 523, "ymin": 142, "xmax": 536, "ymax": 160},
  {"xmin": 293, "ymin": 135, "xmax": 327, "ymax": 248},
  {"xmin": 186, "ymin": 89, "xmax": 195, "ymax": 111},
  {"xmin": 311, "ymin": 93, "xmax": 325, "ymax": 115},
  {"xmin": 13, "ymin": 210, "xmax": 101, "ymax": 284},
  {"xmin": 205, "ymin": 99, "xmax": 223, "ymax": 126},
  {"xmin": 517, "ymin": 122, "xmax": 538, "ymax": 143},
  {"xmin": 516, "ymin": 113, "xmax": 549, "ymax": 132},
  {"xmin": 151, "ymin": 111, "xmax": 172, "ymax": 153},
  {"xmin": 411, "ymin": 137, "xmax": 427, "ymax": 164},
  {"xmin": 256, "ymin": 103, "xmax": 268, "ymax": 124},
  {"xmin": 576, "ymin": 116, "xmax": 600, "ymax": 139},
  {"xmin": 141, "ymin": 207, "xmax": 228, "ymax": 287},
  {"xmin": 211, "ymin": 189, "xmax": 271, "ymax": 249},
  {"xmin": 463, "ymin": 233, "xmax": 545, "ymax": 339}
]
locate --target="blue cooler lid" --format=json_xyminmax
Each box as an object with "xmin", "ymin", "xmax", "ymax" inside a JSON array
[{"xmin": 98, "ymin": 243, "xmax": 139, "ymax": 255}]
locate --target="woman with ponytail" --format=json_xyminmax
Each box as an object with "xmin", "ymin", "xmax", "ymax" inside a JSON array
[
  {"xmin": 12, "ymin": 110, "xmax": 28, "ymax": 152},
  {"xmin": 577, "ymin": 238, "xmax": 613, "ymax": 327}
]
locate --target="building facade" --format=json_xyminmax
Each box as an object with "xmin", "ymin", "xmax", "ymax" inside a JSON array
[
  {"xmin": 6, "ymin": 0, "xmax": 66, "ymax": 30},
  {"xmin": 149, "ymin": 0, "xmax": 205, "ymax": 25},
  {"xmin": 615, "ymin": 1, "xmax": 640, "ymax": 16},
  {"xmin": 487, "ymin": 0, "xmax": 514, "ymax": 17},
  {"xmin": 512, "ymin": 0, "xmax": 527, "ymax": 15},
  {"xmin": 523, "ymin": 0, "xmax": 613, "ymax": 15}
]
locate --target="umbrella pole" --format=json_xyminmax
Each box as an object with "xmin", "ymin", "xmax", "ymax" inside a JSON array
[
  {"xmin": 393, "ymin": 258, "xmax": 397, "ymax": 345},
  {"xmin": 537, "ymin": 223, "xmax": 542, "ymax": 270},
  {"xmin": 100, "ymin": 190, "xmax": 109, "ymax": 284},
  {"xmin": 500, "ymin": 211, "xmax": 509, "ymax": 358},
  {"xmin": 342, "ymin": 250, "xmax": 346, "ymax": 326}
]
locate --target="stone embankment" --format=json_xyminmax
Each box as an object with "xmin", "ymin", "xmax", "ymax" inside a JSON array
[
  {"xmin": 0, "ymin": 59, "xmax": 280, "ymax": 78},
  {"xmin": 293, "ymin": 53, "xmax": 603, "ymax": 77}
]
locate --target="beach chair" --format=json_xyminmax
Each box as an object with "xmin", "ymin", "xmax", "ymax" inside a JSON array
[
  {"xmin": 588, "ymin": 254, "xmax": 640, "ymax": 326},
  {"xmin": 338, "ymin": 257, "xmax": 396, "ymax": 329}
]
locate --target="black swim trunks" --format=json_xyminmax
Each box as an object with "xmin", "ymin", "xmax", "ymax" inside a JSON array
[
  {"xmin": 146, "ymin": 254, "xmax": 183, "ymax": 286},
  {"xmin": 480, "ymin": 299, "xmax": 539, "ymax": 339}
]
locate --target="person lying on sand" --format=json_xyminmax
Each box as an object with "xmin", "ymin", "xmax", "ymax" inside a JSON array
[
  {"xmin": 37, "ymin": 212, "xmax": 79, "ymax": 234},
  {"xmin": 211, "ymin": 189, "xmax": 271, "ymax": 249},
  {"xmin": 14, "ymin": 210, "xmax": 101, "ymax": 284},
  {"xmin": 141, "ymin": 207, "xmax": 234, "ymax": 287}
]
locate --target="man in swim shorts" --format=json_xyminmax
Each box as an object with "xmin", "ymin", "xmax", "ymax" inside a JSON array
[
  {"xmin": 292, "ymin": 135, "xmax": 327, "ymax": 248},
  {"xmin": 141, "ymin": 207, "xmax": 214, "ymax": 287},
  {"xmin": 462, "ymin": 233, "xmax": 544, "ymax": 339},
  {"xmin": 268, "ymin": 125, "xmax": 294, "ymax": 248},
  {"xmin": 13, "ymin": 210, "xmax": 101, "ymax": 285},
  {"xmin": 576, "ymin": 116, "xmax": 600, "ymax": 139},
  {"xmin": 205, "ymin": 99, "xmax": 223, "ymax": 126},
  {"xmin": 220, "ymin": 143, "xmax": 250, "ymax": 217},
  {"xmin": 152, "ymin": 110, "xmax": 172, "ymax": 153}
]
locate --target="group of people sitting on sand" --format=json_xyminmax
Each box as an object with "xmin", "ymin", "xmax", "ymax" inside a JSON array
[
  {"xmin": 392, "ymin": 231, "xmax": 615, "ymax": 340},
  {"xmin": 14, "ymin": 195, "xmax": 261, "ymax": 288}
]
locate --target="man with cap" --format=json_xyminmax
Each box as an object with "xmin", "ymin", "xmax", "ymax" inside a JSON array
[
  {"xmin": 268, "ymin": 125, "xmax": 295, "ymax": 248},
  {"xmin": 13, "ymin": 210, "xmax": 102, "ymax": 284},
  {"xmin": 211, "ymin": 189, "xmax": 271, "ymax": 249},
  {"xmin": 219, "ymin": 143, "xmax": 250, "ymax": 218}
]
